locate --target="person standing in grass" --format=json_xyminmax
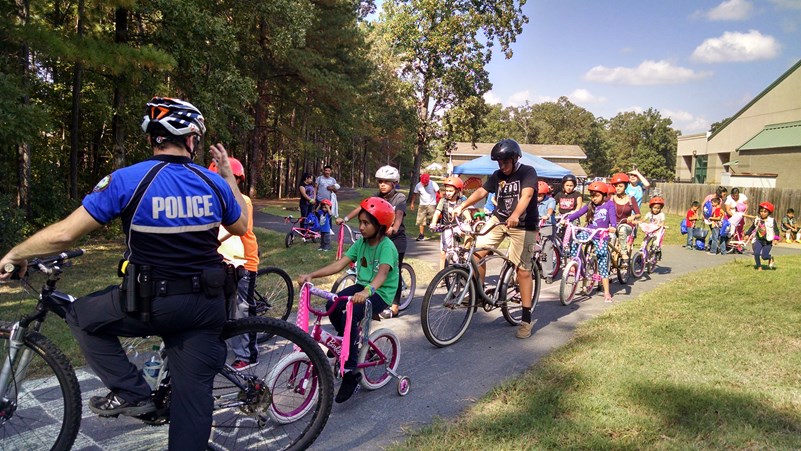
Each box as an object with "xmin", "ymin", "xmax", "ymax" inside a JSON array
[
  {"xmin": 410, "ymin": 173, "xmax": 439, "ymax": 241},
  {"xmin": 685, "ymin": 201, "xmax": 701, "ymax": 250},
  {"xmin": 746, "ymin": 202, "xmax": 781, "ymax": 270}
]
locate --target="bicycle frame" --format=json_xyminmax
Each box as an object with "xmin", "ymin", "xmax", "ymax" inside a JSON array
[
  {"xmin": 285, "ymin": 215, "xmax": 321, "ymax": 241},
  {"xmin": 562, "ymin": 222, "xmax": 608, "ymax": 283}
]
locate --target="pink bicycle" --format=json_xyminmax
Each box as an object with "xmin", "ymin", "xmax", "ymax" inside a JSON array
[
  {"xmin": 559, "ymin": 222, "xmax": 608, "ymax": 305},
  {"xmin": 631, "ymin": 223, "xmax": 667, "ymax": 277},
  {"xmin": 284, "ymin": 215, "xmax": 321, "ymax": 248},
  {"xmin": 267, "ymin": 284, "xmax": 409, "ymax": 420}
]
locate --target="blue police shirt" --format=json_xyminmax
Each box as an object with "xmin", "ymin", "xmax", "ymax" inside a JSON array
[{"xmin": 83, "ymin": 155, "xmax": 242, "ymax": 279}]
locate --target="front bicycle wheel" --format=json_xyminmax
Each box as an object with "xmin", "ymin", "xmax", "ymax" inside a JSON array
[
  {"xmin": 330, "ymin": 273, "xmax": 356, "ymax": 294},
  {"xmin": 210, "ymin": 317, "xmax": 333, "ymax": 451},
  {"xmin": 582, "ymin": 255, "xmax": 599, "ymax": 296},
  {"xmin": 559, "ymin": 261, "xmax": 579, "ymax": 305},
  {"xmin": 0, "ymin": 327, "xmax": 81, "ymax": 451},
  {"xmin": 615, "ymin": 252, "xmax": 631, "ymax": 285},
  {"xmin": 646, "ymin": 239, "xmax": 659, "ymax": 274},
  {"xmin": 285, "ymin": 232, "xmax": 294, "ymax": 248},
  {"xmin": 421, "ymin": 268, "xmax": 475, "ymax": 347},
  {"xmin": 631, "ymin": 251, "xmax": 645, "ymax": 278},
  {"xmin": 397, "ymin": 263, "xmax": 417, "ymax": 311},
  {"xmin": 358, "ymin": 328, "xmax": 400, "ymax": 390},
  {"xmin": 499, "ymin": 265, "xmax": 521, "ymax": 325},
  {"xmin": 539, "ymin": 239, "xmax": 562, "ymax": 281}
]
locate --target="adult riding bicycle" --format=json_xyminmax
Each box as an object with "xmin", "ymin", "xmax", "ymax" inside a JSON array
[
  {"xmin": 279, "ymin": 283, "xmax": 410, "ymax": 404},
  {"xmin": 420, "ymin": 216, "xmax": 542, "ymax": 347},
  {"xmin": 331, "ymin": 224, "xmax": 416, "ymax": 312},
  {"xmin": 0, "ymin": 250, "xmax": 333, "ymax": 451},
  {"xmin": 559, "ymin": 222, "xmax": 607, "ymax": 305}
]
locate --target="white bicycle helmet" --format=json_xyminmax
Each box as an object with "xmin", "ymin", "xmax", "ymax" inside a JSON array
[
  {"xmin": 141, "ymin": 97, "xmax": 206, "ymax": 137},
  {"xmin": 375, "ymin": 165, "xmax": 400, "ymax": 182}
]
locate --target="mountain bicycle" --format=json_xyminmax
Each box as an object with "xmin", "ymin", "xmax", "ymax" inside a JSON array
[
  {"xmin": 330, "ymin": 225, "xmax": 416, "ymax": 312},
  {"xmin": 284, "ymin": 215, "xmax": 321, "ymax": 248},
  {"xmin": 631, "ymin": 223, "xmax": 667, "ymax": 278},
  {"xmin": 559, "ymin": 223, "xmax": 607, "ymax": 305},
  {"xmin": 271, "ymin": 283, "xmax": 410, "ymax": 410},
  {"xmin": 0, "ymin": 250, "xmax": 333, "ymax": 451},
  {"xmin": 420, "ymin": 217, "xmax": 542, "ymax": 347}
]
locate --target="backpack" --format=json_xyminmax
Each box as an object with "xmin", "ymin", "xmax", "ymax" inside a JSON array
[
  {"xmin": 304, "ymin": 212, "xmax": 320, "ymax": 232},
  {"xmin": 720, "ymin": 216, "xmax": 731, "ymax": 237},
  {"xmin": 680, "ymin": 218, "xmax": 688, "ymax": 235},
  {"xmin": 702, "ymin": 199, "xmax": 713, "ymax": 220},
  {"xmin": 695, "ymin": 238, "xmax": 706, "ymax": 250}
]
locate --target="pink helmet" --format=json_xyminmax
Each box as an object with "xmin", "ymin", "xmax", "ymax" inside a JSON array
[{"xmin": 208, "ymin": 157, "xmax": 245, "ymax": 181}]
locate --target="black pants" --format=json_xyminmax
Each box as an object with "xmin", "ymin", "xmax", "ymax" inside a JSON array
[
  {"xmin": 66, "ymin": 285, "xmax": 226, "ymax": 451},
  {"xmin": 329, "ymin": 284, "xmax": 388, "ymax": 368},
  {"xmin": 392, "ymin": 252, "xmax": 405, "ymax": 308}
]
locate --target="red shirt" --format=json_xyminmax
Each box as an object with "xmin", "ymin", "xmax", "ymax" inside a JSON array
[{"xmin": 685, "ymin": 208, "xmax": 699, "ymax": 228}]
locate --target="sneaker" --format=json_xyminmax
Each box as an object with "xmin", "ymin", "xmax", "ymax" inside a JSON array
[
  {"xmin": 89, "ymin": 392, "xmax": 156, "ymax": 417},
  {"xmin": 515, "ymin": 321, "xmax": 533, "ymax": 339},
  {"xmin": 416, "ymin": 234, "xmax": 425, "ymax": 241},
  {"xmin": 378, "ymin": 308, "xmax": 397, "ymax": 319},
  {"xmin": 335, "ymin": 371, "xmax": 362, "ymax": 403},
  {"xmin": 231, "ymin": 359, "xmax": 258, "ymax": 371},
  {"xmin": 769, "ymin": 258, "xmax": 776, "ymax": 269}
]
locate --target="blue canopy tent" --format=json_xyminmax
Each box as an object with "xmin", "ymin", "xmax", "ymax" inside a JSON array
[{"xmin": 452, "ymin": 152, "xmax": 572, "ymax": 179}]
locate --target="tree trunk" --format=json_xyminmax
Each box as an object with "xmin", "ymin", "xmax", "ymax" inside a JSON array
[
  {"xmin": 17, "ymin": 0, "xmax": 31, "ymax": 215},
  {"xmin": 68, "ymin": 0, "xmax": 84, "ymax": 199},
  {"xmin": 111, "ymin": 7, "xmax": 128, "ymax": 169}
]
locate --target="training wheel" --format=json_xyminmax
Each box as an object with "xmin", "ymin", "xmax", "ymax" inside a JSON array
[{"xmin": 397, "ymin": 376, "xmax": 411, "ymax": 396}]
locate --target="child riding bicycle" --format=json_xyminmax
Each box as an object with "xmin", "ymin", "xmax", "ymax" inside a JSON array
[
  {"xmin": 429, "ymin": 176, "xmax": 472, "ymax": 269},
  {"xmin": 297, "ymin": 197, "xmax": 399, "ymax": 403},
  {"xmin": 562, "ymin": 181, "xmax": 618, "ymax": 303}
]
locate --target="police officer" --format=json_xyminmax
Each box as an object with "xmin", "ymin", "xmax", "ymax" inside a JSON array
[{"xmin": 0, "ymin": 97, "xmax": 249, "ymax": 450}]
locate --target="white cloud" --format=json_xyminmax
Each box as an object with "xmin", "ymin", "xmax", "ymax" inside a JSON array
[
  {"xmin": 706, "ymin": 0, "xmax": 753, "ymax": 21},
  {"xmin": 584, "ymin": 60, "xmax": 712, "ymax": 85},
  {"xmin": 568, "ymin": 89, "xmax": 606, "ymax": 104},
  {"xmin": 691, "ymin": 30, "xmax": 780, "ymax": 62},
  {"xmin": 483, "ymin": 91, "xmax": 503, "ymax": 105},
  {"xmin": 507, "ymin": 90, "xmax": 531, "ymax": 107},
  {"xmin": 663, "ymin": 109, "xmax": 711, "ymax": 134},
  {"xmin": 617, "ymin": 106, "xmax": 644, "ymax": 114}
]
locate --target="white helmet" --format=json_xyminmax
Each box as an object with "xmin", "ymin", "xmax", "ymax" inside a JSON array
[{"xmin": 375, "ymin": 165, "xmax": 400, "ymax": 182}]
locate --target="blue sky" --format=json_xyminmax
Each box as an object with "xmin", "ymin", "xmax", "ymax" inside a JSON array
[{"xmin": 479, "ymin": 0, "xmax": 801, "ymax": 135}]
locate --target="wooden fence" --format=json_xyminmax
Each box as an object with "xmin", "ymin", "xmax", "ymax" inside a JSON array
[{"xmin": 651, "ymin": 183, "xmax": 801, "ymax": 218}]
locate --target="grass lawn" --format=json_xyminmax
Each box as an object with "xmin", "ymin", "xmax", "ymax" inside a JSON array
[{"xmin": 394, "ymin": 255, "xmax": 801, "ymax": 450}]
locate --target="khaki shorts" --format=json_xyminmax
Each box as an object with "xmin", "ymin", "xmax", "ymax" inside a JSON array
[
  {"xmin": 475, "ymin": 216, "xmax": 538, "ymax": 270},
  {"xmin": 416, "ymin": 204, "xmax": 436, "ymax": 226}
]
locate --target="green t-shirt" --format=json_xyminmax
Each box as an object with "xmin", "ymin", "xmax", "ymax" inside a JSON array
[{"xmin": 344, "ymin": 236, "xmax": 399, "ymax": 306}]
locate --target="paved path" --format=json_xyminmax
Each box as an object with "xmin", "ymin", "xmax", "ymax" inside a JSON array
[{"xmin": 64, "ymin": 200, "xmax": 801, "ymax": 450}]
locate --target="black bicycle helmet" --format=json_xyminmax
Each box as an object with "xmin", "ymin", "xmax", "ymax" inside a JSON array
[
  {"xmin": 561, "ymin": 174, "xmax": 578, "ymax": 185},
  {"xmin": 490, "ymin": 138, "xmax": 522, "ymax": 161}
]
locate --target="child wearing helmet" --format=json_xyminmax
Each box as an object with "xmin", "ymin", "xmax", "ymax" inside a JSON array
[
  {"xmin": 554, "ymin": 174, "xmax": 583, "ymax": 217},
  {"xmin": 210, "ymin": 158, "xmax": 261, "ymax": 371},
  {"xmin": 337, "ymin": 165, "xmax": 407, "ymax": 318},
  {"xmin": 298, "ymin": 197, "xmax": 400, "ymax": 402},
  {"xmin": 429, "ymin": 176, "xmax": 471, "ymax": 269},
  {"xmin": 317, "ymin": 200, "xmax": 334, "ymax": 251},
  {"xmin": 644, "ymin": 197, "xmax": 666, "ymax": 227},
  {"xmin": 562, "ymin": 181, "xmax": 618, "ymax": 303},
  {"xmin": 536, "ymin": 181, "xmax": 556, "ymax": 227},
  {"xmin": 745, "ymin": 201, "xmax": 781, "ymax": 270},
  {"xmin": 609, "ymin": 172, "xmax": 641, "ymax": 259}
]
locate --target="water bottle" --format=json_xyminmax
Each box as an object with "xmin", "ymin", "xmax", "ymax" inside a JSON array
[{"xmin": 142, "ymin": 345, "xmax": 163, "ymax": 390}]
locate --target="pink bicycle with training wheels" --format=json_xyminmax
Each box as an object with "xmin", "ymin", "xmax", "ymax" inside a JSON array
[
  {"xmin": 284, "ymin": 215, "xmax": 321, "ymax": 248},
  {"xmin": 268, "ymin": 284, "xmax": 409, "ymax": 416},
  {"xmin": 631, "ymin": 223, "xmax": 667, "ymax": 277}
]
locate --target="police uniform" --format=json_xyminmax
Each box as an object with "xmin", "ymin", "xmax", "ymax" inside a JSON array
[{"xmin": 66, "ymin": 154, "xmax": 241, "ymax": 450}]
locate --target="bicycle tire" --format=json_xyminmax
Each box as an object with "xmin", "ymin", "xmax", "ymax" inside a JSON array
[
  {"xmin": 358, "ymin": 328, "xmax": 400, "ymax": 390},
  {"xmin": 559, "ymin": 260, "xmax": 579, "ymax": 305},
  {"xmin": 646, "ymin": 239, "xmax": 659, "ymax": 274},
  {"xmin": 421, "ymin": 267, "xmax": 475, "ymax": 347},
  {"xmin": 285, "ymin": 232, "xmax": 294, "ymax": 248},
  {"xmin": 615, "ymin": 252, "xmax": 630, "ymax": 285},
  {"xmin": 253, "ymin": 267, "xmax": 294, "ymax": 322},
  {"xmin": 265, "ymin": 352, "xmax": 319, "ymax": 424},
  {"xmin": 582, "ymin": 255, "xmax": 599, "ymax": 296},
  {"xmin": 397, "ymin": 263, "xmax": 416, "ymax": 312},
  {"xmin": 499, "ymin": 265, "xmax": 521, "ymax": 325},
  {"xmin": 0, "ymin": 327, "xmax": 81, "ymax": 451},
  {"xmin": 539, "ymin": 239, "xmax": 562, "ymax": 280},
  {"xmin": 631, "ymin": 251, "xmax": 646, "ymax": 278},
  {"xmin": 330, "ymin": 273, "xmax": 356, "ymax": 294},
  {"xmin": 209, "ymin": 317, "xmax": 333, "ymax": 451}
]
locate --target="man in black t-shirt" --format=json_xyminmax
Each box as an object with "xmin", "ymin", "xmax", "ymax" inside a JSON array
[{"xmin": 454, "ymin": 138, "xmax": 539, "ymax": 339}]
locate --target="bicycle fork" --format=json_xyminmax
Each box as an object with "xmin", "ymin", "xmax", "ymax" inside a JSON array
[{"xmin": 0, "ymin": 322, "xmax": 35, "ymax": 411}]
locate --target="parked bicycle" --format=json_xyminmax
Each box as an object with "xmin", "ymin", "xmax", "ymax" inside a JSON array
[
  {"xmin": 0, "ymin": 251, "xmax": 333, "ymax": 451},
  {"xmin": 284, "ymin": 215, "xmax": 321, "ymax": 248},
  {"xmin": 330, "ymin": 225, "xmax": 416, "ymax": 312},
  {"xmin": 272, "ymin": 283, "xmax": 410, "ymax": 407},
  {"xmin": 631, "ymin": 223, "xmax": 667, "ymax": 278},
  {"xmin": 420, "ymin": 217, "xmax": 542, "ymax": 347},
  {"xmin": 559, "ymin": 223, "xmax": 607, "ymax": 305}
]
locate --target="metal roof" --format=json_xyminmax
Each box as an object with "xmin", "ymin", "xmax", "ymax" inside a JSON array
[
  {"xmin": 738, "ymin": 121, "xmax": 801, "ymax": 151},
  {"xmin": 451, "ymin": 142, "xmax": 587, "ymax": 159}
]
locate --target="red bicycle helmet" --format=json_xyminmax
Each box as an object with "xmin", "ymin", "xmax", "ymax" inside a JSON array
[
  {"xmin": 208, "ymin": 157, "xmax": 245, "ymax": 181},
  {"xmin": 609, "ymin": 172, "xmax": 630, "ymax": 185},
  {"xmin": 442, "ymin": 176, "xmax": 464, "ymax": 190},
  {"xmin": 759, "ymin": 201, "xmax": 774, "ymax": 214},
  {"xmin": 649, "ymin": 196, "xmax": 665, "ymax": 207},
  {"xmin": 360, "ymin": 197, "xmax": 395, "ymax": 228},
  {"xmin": 588, "ymin": 181, "xmax": 607, "ymax": 194},
  {"xmin": 320, "ymin": 199, "xmax": 333, "ymax": 207},
  {"xmin": 606, "ymin": 183, "xmax": 616, "ymax": 194},
  {"xmin": 537, "ymin": 180, "xmax": 550, "ymax": 195}
]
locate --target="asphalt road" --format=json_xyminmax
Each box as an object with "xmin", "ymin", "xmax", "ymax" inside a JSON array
[{"xmin": 57, "ymin": 195, "xmax": 801, "ymax": 450}]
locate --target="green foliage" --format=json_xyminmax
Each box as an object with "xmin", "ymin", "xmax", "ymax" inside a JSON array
[{"xmin": 607, "ymin": 108, "xmax": 678, "ymax": 180}]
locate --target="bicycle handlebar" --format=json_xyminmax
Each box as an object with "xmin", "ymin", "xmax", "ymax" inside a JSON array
[
  {"xmin": 562, "ymin": 222, "xmax": 608, "ymax": 246},
  {"xmin": 2, "ymin": 249, "xmax": 85, "ymax": 278}
]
